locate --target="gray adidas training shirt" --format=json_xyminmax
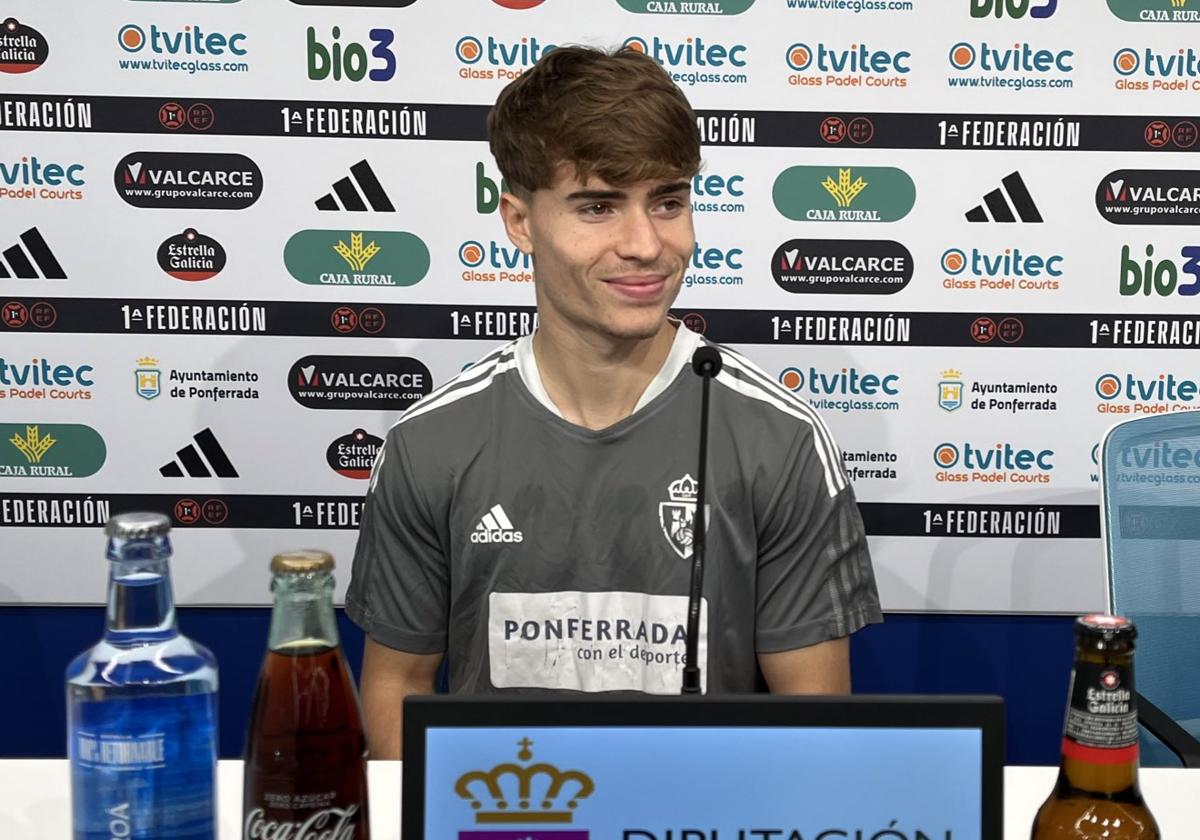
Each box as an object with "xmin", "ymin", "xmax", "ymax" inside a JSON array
[{"xmin": 345, "ymin": 325, "xmax": 881, "ymax": 694}]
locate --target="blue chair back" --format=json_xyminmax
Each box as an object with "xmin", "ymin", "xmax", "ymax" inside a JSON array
[{"xmin": 1101, "ymin": 410, "xmax": 1200, "ymax": 766}]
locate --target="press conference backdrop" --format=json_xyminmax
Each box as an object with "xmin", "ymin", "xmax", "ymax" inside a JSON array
[{"xmin": 1, "ymin": 0, "xmax": 1198, "ymax": 615}]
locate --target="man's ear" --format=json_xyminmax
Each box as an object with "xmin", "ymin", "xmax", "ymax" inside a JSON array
[{"xmin": 499, "ymin": 191, "xmax": 534, "ymax": 256}]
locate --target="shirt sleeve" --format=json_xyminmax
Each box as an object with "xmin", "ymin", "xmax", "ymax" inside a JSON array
[
  {"xmin": 345, "ymin": 425, "xmax": 449, "ymax": 654},
  {"xmin": 754, "ymin": 424, "xmax": 882, "ymax": 653}
]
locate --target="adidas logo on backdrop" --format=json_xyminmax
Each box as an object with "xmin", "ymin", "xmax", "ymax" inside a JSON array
[{"xmin": 470, "ymin": 503, "xmax": 524, "ymax": 544}]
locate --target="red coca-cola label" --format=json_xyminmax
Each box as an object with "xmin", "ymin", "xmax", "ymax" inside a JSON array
[{"xmin": 244, "ymin": 801, "xmax": 360, "ymax": 840}]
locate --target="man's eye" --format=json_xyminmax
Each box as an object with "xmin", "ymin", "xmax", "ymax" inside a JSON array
[{"xmin": 580, "ymin": 203, "xmax": 611, "ymax": 217}]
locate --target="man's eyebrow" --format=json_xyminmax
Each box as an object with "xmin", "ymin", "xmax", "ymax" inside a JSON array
[
  {"xmin": 648, "ymin": 181, "xmax": 691, "ymax": 198},
  {"xmin": 564, "ymin": 188, "xmax": 626, "ymax": 202}
]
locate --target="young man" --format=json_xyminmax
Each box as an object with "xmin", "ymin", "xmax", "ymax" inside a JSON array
[{"xmin": 346, "ymin": 46, "xmax": 881, "ymax": 759}]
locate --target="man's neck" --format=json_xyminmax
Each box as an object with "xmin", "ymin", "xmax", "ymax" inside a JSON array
[{"xmin": 532, "ymin": 320, "xmax": 678, "ymax": 431}]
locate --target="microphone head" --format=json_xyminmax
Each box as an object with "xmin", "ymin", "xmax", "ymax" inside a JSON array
[{"xmin": 691, "ymin": 346, "xmax": 723, "ymax": 377}]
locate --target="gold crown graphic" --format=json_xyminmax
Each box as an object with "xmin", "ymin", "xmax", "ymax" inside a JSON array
[
  {"xmin": 668, "ymin": 474, "xmax": 698, "ymax": 502},
  {"xmin": 455, "ymin": 739, "xmax": 594, "ymax": 825},
  {"xmin": 137, "ymin": 357, "xmax": 159, "ymax": 367},
  {"xmin": 940, "ymin": 369, "xmax": 963, "ymax": 380}
]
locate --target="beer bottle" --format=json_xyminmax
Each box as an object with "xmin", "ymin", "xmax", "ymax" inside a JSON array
[
  {"xmin": 243, "ymin": 550, "xmax": 369, "ymax": 839},
  {"xmin": 1030, "ymin": 614, "xmax": 1160, "ymax": 839}
]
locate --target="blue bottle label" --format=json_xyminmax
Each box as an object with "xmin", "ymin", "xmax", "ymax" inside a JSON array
[{"xmin": 70, "ymin": 692, "xmax": 217, "ymax": 839}]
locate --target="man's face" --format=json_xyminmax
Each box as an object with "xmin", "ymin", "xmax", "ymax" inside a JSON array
[{"xmin": 500, "ymin": 166, "xmax": 695, "ymax": 342}]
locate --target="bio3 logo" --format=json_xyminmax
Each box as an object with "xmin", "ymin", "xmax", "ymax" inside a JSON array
[
  {"xmin": 940, "ymin": 246, "xmax": 1063, "ymax": 291},
  {"xmin": 307, "ymin": 26, "xmax": 396, "ymax": 82},
  {"xmin": 970, "ymin": 0, "xmax": 1057, "ymax": 18},
  {"xmin": 1119, "ymin": 243, "xmax": 1200, "ymax": 296},
  {"xmin": 934, "ymin": 441, "xmax": 1054, "ymax": 484}
]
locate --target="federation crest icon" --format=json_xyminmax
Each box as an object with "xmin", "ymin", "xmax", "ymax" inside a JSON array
[
  {"xmin": 659, "ymin": 474, "xmax": 700, "ymax": 559},
  {"xmin": 136, "ymin": 357, "xmax": 161, "ymax": 400},
  {"xmin": 938, "ymin": 369, "xmax": 963, "ymax": 412},
  {"xmin": 455, "ymin": 737, "xmax": 594, "ymax": 827}
]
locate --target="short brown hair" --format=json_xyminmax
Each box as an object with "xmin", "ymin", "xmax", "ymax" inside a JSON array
[{"xmin": 487, "ymin": 45, "xmax": 701, "ymax": 196}]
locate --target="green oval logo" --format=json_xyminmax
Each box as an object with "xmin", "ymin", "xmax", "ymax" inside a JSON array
[
  {"xmin": 1106, "ymin": 0, "xmax": 1200, "ymax": 22},
  {"xmin": 616, "ymin": 0, "xmax": 755, "ymax": 13},
  {"xmin": 0, "ymin": 423, "xmax": 106, "ymax": 478},
  {"xmin": 284, "ymin": 229, "xmax": 430, "ymax": 288},
  {"xmin": 772, "ymin": 166, "xmax": 916, "ymax": 223}
]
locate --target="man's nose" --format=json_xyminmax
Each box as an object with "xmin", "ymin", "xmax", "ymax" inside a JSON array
[{"xmin": 615, "ymin": 207, "xmax": 664, "ymax": 263}]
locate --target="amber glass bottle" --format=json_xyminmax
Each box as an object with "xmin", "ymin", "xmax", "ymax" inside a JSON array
[{"xmin": 1030, "ymin": 614, "xmax": 1159, "ymax": 839}]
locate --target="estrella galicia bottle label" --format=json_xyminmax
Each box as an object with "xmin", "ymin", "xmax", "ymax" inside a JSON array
[
  {"xmin": 70, "ymin": 693, "xmax": 217, "ymax": 839},
  {"xmin": 1063, "ymin": 662, "xmax": 1138, "ymax": 759}
]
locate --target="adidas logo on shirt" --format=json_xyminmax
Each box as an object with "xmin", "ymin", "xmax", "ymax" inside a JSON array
[{"xmin": 470, "ymin": 504, "xmax": 524, "ymax": 544}]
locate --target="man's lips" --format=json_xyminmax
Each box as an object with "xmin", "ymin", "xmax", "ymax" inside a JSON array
[{"xmin": 604, "ymin": 275, "xmax": 667, "ymax": 300}]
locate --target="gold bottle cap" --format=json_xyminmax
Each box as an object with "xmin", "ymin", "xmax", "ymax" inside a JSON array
[{"xmin": 270, "ymin": 550, "xmax": 335, "ymax": 574}]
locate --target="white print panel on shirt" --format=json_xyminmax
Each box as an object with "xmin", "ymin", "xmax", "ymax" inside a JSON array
[{"xmin": 488, "ymin": 591, "xmax": 709, "ymax": 695}]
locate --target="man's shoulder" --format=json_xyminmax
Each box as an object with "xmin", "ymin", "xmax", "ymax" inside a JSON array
[
  {"xmin": 386, "ymin": 340, "xmax": 520, "ymax": 447},
  {"xmin": 709, "ymin": 343, "xmax": 830, "ymax": 437}
]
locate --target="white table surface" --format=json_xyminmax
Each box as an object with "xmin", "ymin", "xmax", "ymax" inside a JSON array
[{"xmin": 1, "ymin": 760, "xmax": 1196, "ymax": 839}]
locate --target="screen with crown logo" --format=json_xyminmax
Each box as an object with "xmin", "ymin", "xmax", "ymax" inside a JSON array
[{"xmin": 422, "ymin": 725, "xmax": 984, "ymax": 840}]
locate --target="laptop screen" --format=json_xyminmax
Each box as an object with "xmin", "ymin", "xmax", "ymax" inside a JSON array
[{"xmin": 403, "ymin": 696, "xmax": 1004, "ymax": 840}]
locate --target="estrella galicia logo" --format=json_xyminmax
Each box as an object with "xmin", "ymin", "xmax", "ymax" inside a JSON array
[
  {"xmin": 771, "ymin": 239, "xmax": 913, "ymax": 294},
  {"xmin": 327, "ymin": 428, "xmax": 383, "ymax": 479},
  {"xmin": 1097, "ymin": 170, "xmax": 1200, "ymax": 225},
  {"xmin": 114, "ymin": 152, "xmax": 262, "ymax": 209},
  {"xmin": 616, "ymin": 0, "xmax": 756, "ymax": 12},
  {"xmin": 1107, "ymin": 0, "xmax": 1200, "ymax": 22},
  {"xmin": 284, "ymin": 230, "xmax": 429, "ymax": 287},
  {"xmin": 1, "ymin": 423, "xmax": 105, "ymax": 478},
  {"xmin": 492, "ymin": 0, "xmax": 547, "ymax": 7},
  {"xmin": 772, "ymin": 166, "xmax": 915, "ymax": 222},
  {"xmin": 0, "ymin": 18, "xmax": 49, "ymax": 73},
  {"xmin": 289, "ymin": 355, "xmax": 432, "ymax": 410},
  {"xmin": 157, "ymin": 229, "xmax": 226, "ymax": 281}
]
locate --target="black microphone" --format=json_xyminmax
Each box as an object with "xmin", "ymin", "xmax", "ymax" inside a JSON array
[{"xmin": 682, "ymin": 345, "xmax": 722, "ymax": 694}]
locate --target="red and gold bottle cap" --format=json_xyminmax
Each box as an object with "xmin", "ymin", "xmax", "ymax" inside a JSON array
[{"xmin": 1076, "ymin": 613, "xmax": 1137, "ymax": 642}]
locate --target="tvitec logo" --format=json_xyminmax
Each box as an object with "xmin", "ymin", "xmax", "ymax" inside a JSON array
[
  {"xmin": 456, "ymin": 34, "xmax": 556, "ymax": 80},
  {"xmin": 1113, "ymin": 46, "xmax": 1200, "ymax": 92},
  {"xmin": 970, "ymin": 0, "xmax": 1057, "ymax": 18},
  {"xmin": 934, "ymin": 441, "xmax": 1054, "ymax": 484},
  {"xmin": 779, "ymin": 365, "xmax": 901, "ymax": 412},
  {"xmin": 459, "ymin": 240, "xmax": 533, "ymax": 284},
  {"xmin": 622, "ymin": 35, "xmax": 748, "ymax": 86},
  {"xmin": 785, "ymin": 41, "xmax": 911, "ymax": 89},
  {"xmin": 0, "ymin": 155, "xmax": 84, "ymax": 201},
  {"xmin": 307, "ymin": 25, "xmax": 395, "ymax": 82},
  {"xmin": 940, "ymin": 246, "xmax": 1063, "ymax": 292},
  {"xmin": 1119, "ymin": 243, "xmax": 1200, "ymax": 296},
  {"xmin": 1096, "ymin": 371, "xmax": 1200, "ymax": 415},
  {"xmin": 118, "ymin": 23, "xmax": 249, "ymax": 75},
  {"xmin": 947, "ymin": 41, "xmax": 1073, "ymax": 90}
]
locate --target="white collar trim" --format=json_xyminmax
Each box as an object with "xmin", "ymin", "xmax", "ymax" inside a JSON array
[{"xmin": 514, "ymin": 324, "xmax": 703, "ymax": 419}]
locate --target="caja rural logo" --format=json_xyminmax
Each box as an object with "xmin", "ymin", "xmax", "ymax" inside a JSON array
[
  {"xmin": 1107, "ymin": 0, "xmax": 1200, "ymax": 23},
  {"xmin": 1, "ymin": 424, "xmax": 105, "ymax": 478},
  {"xmin": 934, "ymin": 441, "xmax": 1054, "ymax": 484},
  {"xmin": 456, "ymin": 33, "xmax": 555, "ymax": 80},
  {"xmin": 784, "ymin": 41, "xmax": 911, "ymax": 89},
  {"xmin": 286, "ymin": 230, "xmax": 429, "ymax": 287},
  {"xmin": 616, "ymin": 0, "xmax": 756, "ymax": 13},
  {"xmin": 1096, "ymin": 371, "xmax": 1200, "ymax": 416},
  {"xmin": 940, "ymin": 246, "xmax": 1063, "ymax": 292},
  {"xmin": 0, "ymin": 18, "xmax": 48, "ymax": 73},
  {"xmin": 622, "ymin": 35, "xmax": 748, "ymax": 86},
  {"xmin": 773, "ymin": 166, "xmax": 915, "ymax": 222}
]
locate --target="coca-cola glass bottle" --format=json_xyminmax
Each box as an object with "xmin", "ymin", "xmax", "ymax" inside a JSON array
[{"xmin": 243, "ymin": 550, "xmax": 369, "ymax": 839}]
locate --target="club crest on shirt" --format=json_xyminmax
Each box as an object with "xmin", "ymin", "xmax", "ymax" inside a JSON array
[{"xmin": 659, "ymin": 474, "xmax": 700, "ymax": 559}]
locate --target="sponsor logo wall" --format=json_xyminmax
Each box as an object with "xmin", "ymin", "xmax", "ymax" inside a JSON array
[{"xmin": 0, "ymin": 0, "xmax": 1192, "ymax": 614}]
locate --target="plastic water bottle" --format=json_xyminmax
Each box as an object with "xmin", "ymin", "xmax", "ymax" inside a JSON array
[{"xmin": 66, "ymin": 512, "xmax": 218, "ymax": 839}]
